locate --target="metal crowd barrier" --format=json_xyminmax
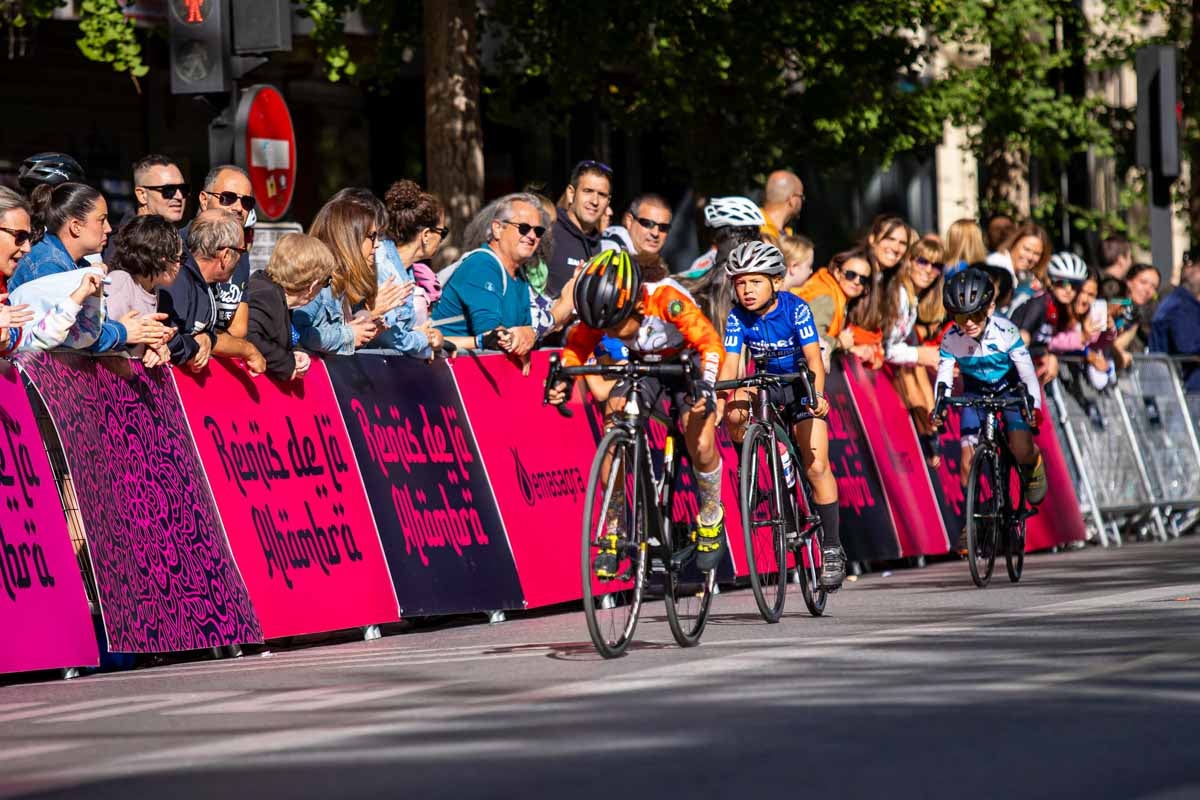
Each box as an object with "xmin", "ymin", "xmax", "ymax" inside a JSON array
[{"xmin": 1050, "ymin": 354, "xmax": 1200, "ymax": 545}]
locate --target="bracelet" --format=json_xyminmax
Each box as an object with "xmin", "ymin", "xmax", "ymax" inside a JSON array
[
  {"xmin": 813, "ymin": 391, "xmax": 825, "ymax": 400},
  {"xmin": 475, "ymin": 333, "xmax": 485, "ymax": 350}
]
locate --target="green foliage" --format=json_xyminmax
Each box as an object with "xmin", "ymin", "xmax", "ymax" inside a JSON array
[
  {"xmin": 76, "ymin": 0, "xmax": 147, "ymax": 79},
  {"xmin": 296, "ymin": 0, "xmax": 418, "ymax": 85},
  {"xmin": 0, "ymin": 0, "xmax": 65, "ymax": 28}
]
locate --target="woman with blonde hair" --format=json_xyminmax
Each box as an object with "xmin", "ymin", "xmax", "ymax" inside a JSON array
[{"xmin": 943, "ymin": 219, "xmax": 987, "ymax": 276}]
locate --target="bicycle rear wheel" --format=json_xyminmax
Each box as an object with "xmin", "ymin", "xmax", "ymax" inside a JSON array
[
  {"xmin": 740, "ymin": 423, "xmax": 789, "ymax": 623},
  {"xmin": 581, "ymin": 428, "xmax": 646, "ymax": 658},
  {"xmin": 795, "ymin": 474, "xmax": 828, "ymax": 617},
  {"xmin": 965, "ymin": 446, "xmax": 1000, "ymax": 588},
  {"xmin": 663, "ymin": 460, "xmax": 716, "ymax": 647},
  {"xmin": 1005, "ymin": 460, "xmax": 1026, "ymax": 583}
]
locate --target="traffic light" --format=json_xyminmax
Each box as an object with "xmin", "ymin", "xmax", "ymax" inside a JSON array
[
  {"xmin": 1136, "ymin": 45, "xmax": 1180, "ymax": 181},
  {"xmin": 232, "ymin": 0, "xmax": 293, "ymax": 55},
  {"xmin": 169, "ymin": 0, "xmax": 232, "ymax": 94}
]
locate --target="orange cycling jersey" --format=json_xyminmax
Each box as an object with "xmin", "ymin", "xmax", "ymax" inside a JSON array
[{"xmin": 563, "ymin": 284, "xmax": 724, "ymax": 383}]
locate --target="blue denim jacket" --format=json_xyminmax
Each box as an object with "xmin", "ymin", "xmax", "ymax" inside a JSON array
[
  {"xmin": 10, "ymin": 234, "xmax": 127, "ymax": 351},
  {"xmin": 293, "ymin": 287, "xmax": 355, "ymax": 355},
  {"xmin": 291, "ymin": 240, "xmax": 432, "ymax": 359},
  {"xmin": 372, "ymin": 240, "xmax": 432, "ymax": 359}
]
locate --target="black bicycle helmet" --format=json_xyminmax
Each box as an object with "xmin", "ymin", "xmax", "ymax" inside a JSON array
[
  {"xmin": 944, "ymin": 266, "xmax": 996, "ymax": 315},
  {"xmin": 18, "ymin": 152, "xmax": 86, "ymax": 193},
  {"xmin": 573, "ymin": 249, "xmax": 642, "ymax": 329}
]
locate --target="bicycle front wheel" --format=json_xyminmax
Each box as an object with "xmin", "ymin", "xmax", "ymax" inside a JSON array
[
  {"xmin": 581, "ymin": 428, "xmax": 646, "ymax": 658},
  {"xmin": 740, "ymin": 423, "xmax": 789, "ymax": 623},
  {"xmin": 965, "ymin": 446, "xmax": 1000, "ymax": 588}
]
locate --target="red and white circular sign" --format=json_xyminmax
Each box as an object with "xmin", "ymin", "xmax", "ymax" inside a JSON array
[{"xmin": 235, "ymin": 85, "xmax": 296, "ymax": 221}]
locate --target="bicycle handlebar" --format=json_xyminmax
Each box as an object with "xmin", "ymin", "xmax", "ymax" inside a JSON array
[
  {"xmin": 936, "ymin": 390, "xmax": 1038, "ymax": 433},
  {"xmin": 542, "ymin": 353, "xmax": 693, "ymax": 418}
]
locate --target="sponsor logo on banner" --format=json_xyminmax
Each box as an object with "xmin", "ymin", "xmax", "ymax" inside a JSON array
[
  {"xmin": 511, "ymin": 448, "xmax": 586, "ymax": 508},
  {"xmin": 0, "ymin": 362, "xmax": 98, "ymax": 674},
  {"xmin": 328, "ymin": 356, "xmax": 524, "ymax": 616},
  {"xmin": 175, "ymin": 358, "xmax": 399, "ymax": 639}
]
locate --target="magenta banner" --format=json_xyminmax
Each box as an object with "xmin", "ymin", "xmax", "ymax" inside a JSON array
[
  {"xmin": 0, "ymin": 361, "xmax": 97, "ymax": 674},
  {"xmin": 17, "ymin": 353, "xmax": 262, "ymax": 653},
  {"xmin": 842, "ymin": 359, "xmax": 950, "ymax": 556},
  {"xmin": 175, "ymin": 359, "xmax": 400, "ymax": 638}
]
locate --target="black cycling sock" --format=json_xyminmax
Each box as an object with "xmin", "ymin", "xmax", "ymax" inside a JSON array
[{"xmin": 816, "ymin": 502, "xmax": 840, "ymax": 550}]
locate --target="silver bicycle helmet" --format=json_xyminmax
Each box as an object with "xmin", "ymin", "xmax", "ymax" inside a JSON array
[
  {"xmin": 725, "ymin": 240, "xmax": 786, "ymax": 277},
  {"xmin": 1047, "ymin": 251, "xmax": 1089, "ymax": 282},
  {"xmin": 703, "ymin": 196, "xmax": 765, "ymax": 229}
]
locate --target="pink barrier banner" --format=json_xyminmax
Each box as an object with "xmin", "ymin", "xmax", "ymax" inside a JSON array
[
  {"xmin": 0, "ymin": 361, "xmax": 97, "ymax": 674},
  {"xmin": 842, "ymin": 359, "xmax": 950, "ymax": 556},
  {"xmin": 175, "ymin": 359, "xmax": 400, "ymax": 638},
  {"xmin": 17, "ymin": 353, "xmax": 261, "ymax": 653}
]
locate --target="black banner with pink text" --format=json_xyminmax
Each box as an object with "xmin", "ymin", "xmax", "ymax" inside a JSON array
[{"xmin": 326, "ymin": 355, "xmax": 525, "ymax": 616}]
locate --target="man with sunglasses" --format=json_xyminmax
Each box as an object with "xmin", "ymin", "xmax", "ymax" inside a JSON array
[
  {"xmin": 103, "ymin": 155, "xmax": 189, "ymax": 265},
  {"xmin": 193, "ymin": 165, "xmax": 256, "ymax": 336},
  {"xmin": 622, "ymin": 193, "xmax": 674, "ymax": 282},
  {"xmin": 546, "ymin": 159, "xmax": 612, "ymax": 298}
]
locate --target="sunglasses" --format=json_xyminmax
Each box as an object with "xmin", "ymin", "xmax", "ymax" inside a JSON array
[
  {"xmin": 428, "ymin": 225, "xmax": 450, "ymax": 238},
  {"xmin": 499, "ymin": 220, "xmax": 546, "ymax": 239},
  {"xmin": 203, "ymin": 190, "xmax": 256, "ymax": 212},
  {"xmin": 842, "ymin": 268, "xmax": 871, "ymax": 286},
  {"xmin": 634, "ymin": 216, "xmax": 671, "ymax": 233},
  {"xmin": 224, "ymin": 244, "xmax": 248, "ymax": 256},
  {"xmin": 0, "ymin": 226, "xmax": 37, "ymax": 247},
  {"xmin": 365, "ymin": 230, "xmax": 380, "ymax": 245},
  {"xmin": 141, "ymin": 183, "xmax": 190, "ymax": 200},
  {"xmin": 953, "ymin": 310, "xmax": 989, "ymax": 326},
  {"xmin": 914, "ymin": 256, "xmax": 945, "ymax": 271},
  {"xmin": 1051, "ymin": 278, "xmax": 1083, "ymax": 291}
]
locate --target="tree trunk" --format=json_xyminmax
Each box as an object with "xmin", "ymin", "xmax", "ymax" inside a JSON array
[
  {"xmin": 982, "ymin": 144, "xmax": 1031, "ymax": 220},
  {"xmin": 424, "ymin": 0, "xmax": 483, "ymax": 265}
]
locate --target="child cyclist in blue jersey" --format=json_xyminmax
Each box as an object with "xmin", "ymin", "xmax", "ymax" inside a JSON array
[
  {"xmin": 717, "ymin": 241, "xmax": 845, "ymax": 589},
  {"xmin": 932, "ymin": 267, "xmax": 1047, "ymax": 552}
]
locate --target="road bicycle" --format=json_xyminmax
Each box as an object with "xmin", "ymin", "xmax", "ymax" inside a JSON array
[
  {"xmin": 716, "ymin": 360, "xmax": 827, "ymax": 622},
  {"xmin": 544, "ymin": 355, "xmax": 717, "ymax": 658},
  {"xmin": 939, "ymin": 391, "xmax": 1039, "ymax": 588}
]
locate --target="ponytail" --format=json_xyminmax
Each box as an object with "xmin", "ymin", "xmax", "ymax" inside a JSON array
[{"xmin": 30, "ymin": 182, "xmax": 102, "ymax": 237}]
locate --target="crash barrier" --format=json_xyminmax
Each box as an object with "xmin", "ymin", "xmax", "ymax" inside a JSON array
[
  {"xmin": 3, "ymin": 349, "xmax": 1087, "ymax": 676},
  {"xmin": 1049, "ymin": 355, "xmax": 1200, "ymax": 546}
]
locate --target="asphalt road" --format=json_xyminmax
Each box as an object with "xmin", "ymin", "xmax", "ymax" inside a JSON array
[{"xmin": 2, "ymin": 536, "xmax": 1199, "ymax": 800}]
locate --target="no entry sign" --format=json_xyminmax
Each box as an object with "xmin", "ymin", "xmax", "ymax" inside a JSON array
[{"xmin": 235, "ymin": 84, "xmax": 296, "ymax": 221}]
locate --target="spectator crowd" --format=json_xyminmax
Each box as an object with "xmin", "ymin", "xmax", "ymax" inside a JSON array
[{"xmin": 1, "ymin": 150, "xmax": 1197, "ymax": 407}]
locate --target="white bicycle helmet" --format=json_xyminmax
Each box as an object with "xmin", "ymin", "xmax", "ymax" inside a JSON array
[
  {"xmin": 703, "ymin": 196, "xmax": 765, "ymax": 229},
  {"xmin": 1048, "ymin": 251, "xmax": 1088, "ymax": 282},
  {"xmin": 725, "ymin": 240, "xmax": 785, "ymax": 277}
]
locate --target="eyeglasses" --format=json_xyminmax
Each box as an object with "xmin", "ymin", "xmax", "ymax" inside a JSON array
[
  {"xmin": 365, "ymin": 230, "xmax": 380, "ymax": 245},
  {"xmin": 953, "ymin": 310, "xmax": 989, "ymax": 326},
  {"xmin": 203, "ymin": 190, "xmax": 256, "ymax": 212},
  {"xmin": 634, "ymin": 216, "xmax": 672, "ymax": 234},
  {"xmin": 498, "ymin": 220, "xmax": 546, "ymax": 239},
  {"xmin": 914, "ymin": 256, "xmax": 945, "ymax": 272},
  {"xmin": 573, "ymin": 159, "xmax": 613, "ymax": 177},
  {"xmin": 1051, "ymin": 278, "xmax": 1083, "ymax": 291},
  {"xmin": 140, "ymin": 183, "xmax": 190, "ymax": 200},
  {"xmin": 224, "ymin": 245, "xmax": 248, "ymax": 257},
  {"xmin": 428, "ymin": 225, "xmax": 450, "ymax": 238},
  {"xmin": 842, "ymin": 268, "xmax": 871, "ymax": 286},
  {"xmin": 0, "ymin": 226, "xmax": 37, "ymax": 247}
]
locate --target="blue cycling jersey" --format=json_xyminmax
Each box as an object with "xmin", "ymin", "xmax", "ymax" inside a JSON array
[
  {"xmin": 724, "ymin": 292, "xmax": 819, "ymax": 374},
  {"xmin": 936, "ymin": 315, "xmax": 1042, "ymax": 410}
]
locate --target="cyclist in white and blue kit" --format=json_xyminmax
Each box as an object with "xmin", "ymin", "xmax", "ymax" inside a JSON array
[
  {"xmin": 933, "ymin": 267, "xmax": 1047, "ymax": 555},
  {"xmin": 718, "ymin": 241, "xmax": 844, "ymax": 589}
]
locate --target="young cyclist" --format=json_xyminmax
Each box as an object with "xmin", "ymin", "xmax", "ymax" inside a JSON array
[
  {"xmin": 547, "ymin": 249, "xmax": 728, "ymax": 573},
  {"xmin": 718, "ymin": 241, "xmax": 845, "ymax": 588},
  {"xmin": 932, "ymin": 267, "xmax": 1047, "ymax": 551}
]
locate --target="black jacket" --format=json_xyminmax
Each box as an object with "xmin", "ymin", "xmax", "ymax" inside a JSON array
[
  {"xmin": 160, "ymin": 251, "xmax": 218, "ymax": 365},
  {"xmin": 546, "ymin": 206, "xmax": 600, "ymax": 298},
  {"xmin": 245, "ymin": 272, "xmax": 297, "ymax": 381}
]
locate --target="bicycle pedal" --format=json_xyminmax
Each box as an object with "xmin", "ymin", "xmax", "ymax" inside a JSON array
[
  {"xmin": 650, "ymin": 558, "xmax": 667, "ymax": 574},
  {"xmin": 670, "ymin": 543, "xmax": 697, "ymax": 570}
]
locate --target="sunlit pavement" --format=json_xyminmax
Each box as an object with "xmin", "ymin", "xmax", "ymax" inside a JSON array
[{"xmin": 2, "ymin": 535, "xmax": 1199, "ymax": 799}]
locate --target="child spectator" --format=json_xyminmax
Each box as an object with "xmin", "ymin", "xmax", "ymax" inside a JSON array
[
  {"xmin": 105, "ymin": 215, "xmax": 181, "ymax": 366},
  {"xmin": 246, "ymin": 233, "xmax": 335, "ymax": 381}
]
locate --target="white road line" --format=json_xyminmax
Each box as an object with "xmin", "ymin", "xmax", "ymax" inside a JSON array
[
  {"xmin": 0, "ymin": 742, "xmax": 83, "ymax": 763},
  {"xmin": 42, "ymin": 692, "xmax": 245, "ymax": 722},
  {"xmin": 165, "ymin": 682, "xmax": 455, "ymax": 715},
  {"xmin": 0, "ymin": 698, "xmax": 130, "ymax": 723}
]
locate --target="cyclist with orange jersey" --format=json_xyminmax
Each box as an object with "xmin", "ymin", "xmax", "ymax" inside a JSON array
[{"xmin": 547, "ymin": 249, "xmax": 728, "ymax": 572}]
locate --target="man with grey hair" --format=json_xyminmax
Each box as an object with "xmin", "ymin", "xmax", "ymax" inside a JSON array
[
  {"xmin": 160, "ymin": 209, "xmax": 264, "ymax": 372},
  {"xmin": 433, "ymin": 193, "xmax": 541, "ymax": 357},
  {"xmin": 760, "ymin": 169, "xmax": 804, "ymax": 241}
]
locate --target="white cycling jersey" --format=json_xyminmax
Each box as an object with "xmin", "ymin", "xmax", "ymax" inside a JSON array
[{"xmin": 936, "ymin": 315, "xmax": 1041, "ymax": 409}]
